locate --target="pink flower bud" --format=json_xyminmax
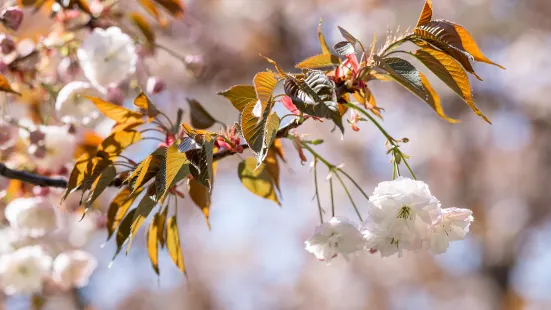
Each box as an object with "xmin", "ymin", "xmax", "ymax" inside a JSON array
[
  {"xmin": 146, "ymin": 76, "xmax": 165, "ymax": 95},
  {"xmin": 106, "ymin": 86, "xmax": 124, "ymax": 105},
  {"xmin": 57, "ymin": 57, "xmax": 80, "ymax": 82},
  {"xmin": 0, "ymin": 7, "xmax": 24, "ymax": 31},
  {"xmin": 0, "ymin": 34, "xmax": 15, "ymax": 54},
  {"xmin": 184, "ymin": 54, "xmax": 205, "ymax": 78}
]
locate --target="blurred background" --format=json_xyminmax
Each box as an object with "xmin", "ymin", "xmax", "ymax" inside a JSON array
[{"xmin": 5, "ymin": 0, "xmax": 551, "ymax": 309}]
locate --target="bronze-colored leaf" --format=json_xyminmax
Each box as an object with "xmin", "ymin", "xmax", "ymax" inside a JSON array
[
  {"xmin": 295, "ymin": 54, "xmax": 340, "ymax": 69},
  {"xmin": 133, "ymin": 92, "xmax": 160, "ymax": 121},
  {"xmin": 139, "ymin": 0, "xmax": 161, "ymax": 21},
  {"xmin": 188, "ymin": 98, "xmax": 217, "ymax": 129},
  {"xmin": 107, "ymin": 187, "xmax": 144, "ymax": 239},
  {"xmin": 317, "ymin": 19, "xmax": 331, "ymax": 54},
  {"xmin": 452, "ymin": 24, "xmax": 505, "ymax": 69},
  {"xmin": 158, "ymin": 207, "xmax": 168, "ymax": 248},
  {"xmin": 130, "ymin": 12, "xmax": 156, "ymax": 44},
  {"xmin": 126, "ymin": 194, "xmax": 157, "ymax": 253},
  {"xmin": 188, "ymin": 179, "xmax": 211, "ymax": 228},
  {"xmin": 85, "ymin": 96, "xmax": 143, "ymax": 124},
  {"xmin": 265, "ymin": 147, "xmax": 280, "ymax": 192},
  {"xmin": 253, "ymin": 71, "xmax": 278, "ymax": 113},
  {"xmin": 337, "ymin": 26, "xmax": 358, "ymax": 44},
  {"xmin": 166, "ymin": 216, "xmax": 185, "ymax": 272},
  {"xmin": 153, "ymin": 0, "xmax": 184, "ymax": 18},
  {"xmin": 375, "ymin": 56, "xmax": 459, "ymax": 123},
  {"xmin": 186, "ymin": 137, "xmax": 214, "ymax": 189},
  {"xmin": 0, "ymin": 74, "xmax": 20, "ymax": 95},
  {"xmin": 147, "ymin": 213, "xmax": 161, "ymax": 275},
  {"xmin": 416, "ymin": 0, "xmax": 432, "ymax": 27},
  {"xmin": 63, "ymin": 153, "xmax": 112, "ymax": 202},
  {"xmin": 238, "ymin": 158, "xmax": 280, "ymax": 205},
  {"xmin": 217, "ymin": 85, "xmax": 257, "ymax": 112},
  {"xmin": 414, "ymin": 47, "xmax": 489, "ymax": 123},
  {"xmin": 86, "ymin": 165, "xmax": 117, "ymax": 208}
]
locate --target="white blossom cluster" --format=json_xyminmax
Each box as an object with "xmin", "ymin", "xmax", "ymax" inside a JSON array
[
  {"xmin": 305, "ymin": 177, "xmax": 474, "ymax": 262},
  {"xmin": 0, "ymin": 196, "xmax": 97, "ymax": 295}
]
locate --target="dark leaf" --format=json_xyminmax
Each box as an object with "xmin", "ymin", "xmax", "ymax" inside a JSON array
[{"xmin": 188, "ymin": 98, "xmax": 217, "ymax": 129}]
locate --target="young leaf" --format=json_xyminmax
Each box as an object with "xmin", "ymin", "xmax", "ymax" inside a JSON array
[
  {"xmin": 188, "ymin": 98, "xmax": 217, "ymax": 129},
  {"xmin": 217, "ymin": 85, "xmax": 257, "ymax": 112},
  {"xmin": 127, "ymin": 153, "xmax": 159, "ymax": 193},
  {"xmin": 188, "ymin": 179, "xmax": 211, "ymax": 228},
  {"xmin": 187, "ymin": 138, "xmax": 214, "ymax": 189},
  {"xmin": 134, "ymin": 92, "xmax": 160, "ymax": 121},
  {"xmin": 153, "ymin": 0, "xmax": 184, "ymax": 19},
  {"xmin": 414, "ymin": 48, "xmax": 487, "ymax": 122},
  {"xmin": 146, "ymin": 213, "xmax": 161, "ymax": 275},
  {"xmin": 86, "ymin": 165, "xmax": 117, "ymax": 208},
  {"xmin": 295, "ymin": 54, "xmax": 340, "ymax": 69},
  {"xmin": 126, "ymin": 195, "xmax": 157, "ymax": 253},
  {"xmin": 0, "ymin": 74, "xmax": 20, "ymax": 95},
  {"xmin": 130, "ymin": 12, "xmax": 156, "ymax": 44},
  {"xmin": 375, "ymin": 56, "xmax": 459, "ymax": 123},
  {"xmin": 113, "ymin": 209, "xmax": 137, "ymax": 260},
  {"xmin": 317, "ymin": 19, "xmax": 331, "ymax": 54},
  {"xmin": 107, "ymin": 187, "xmax": 144, "ymax": 239},
  {"xmin": 452, "ymin": 24, "xmax": 505, "ymax": 69},
  {"xmin": 241, "ymin": 99, "xmax": 279, "ymax": 165},
  {"xmin": 85, "ymin": 96, "xmax": 143, "ymax": 124},
  {"xmin": 157, "ymin": 207, "xmax": 168, "ymax": 248},
  {"xmin": 265, "ymin": 147, "xmax": 281, "ymax": 192},
  {"xmin": 166, "ymin": 216, "xmax": 185, "ymax": 273},
  {"xmin": 253, "ymin": 71, "xmax": 278, "ymax": 112},
  {"xmin": 157, "ymin": 142, "xmax": 190, "ymax": 201},
  {"xmin": 337, "ymin": 26, "xmax": 358, "ymax": 44},
  {"xmin": 63, "ymin": 153, "xmax": 112, "ymax": 202},
  {"xmin": 238, "ymin": 158, "xmax": 280, "ymax": 205},
  {"xmin": 139, "ymin": 0, "xmax": 162, "ymax": 22},
  {"xmin": 416, "ymin": 0, "xmax": 432, "ymax": 27}
]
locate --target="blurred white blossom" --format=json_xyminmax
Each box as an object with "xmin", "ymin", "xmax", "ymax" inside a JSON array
[
  {"xmin": 52, "ymin": 250, "xmax": 97, "ymax": 290},
  {"xmin": 0, "ymin": 246, "xmax": 52, "ymax": 295},
  {"xmin": 430, "ymin": 207, "xmax": 474, "ymax": 254},
  {"xmin": 22, "ymin": 125, "xmax": 76, "ymax": 172},
  {"xmin": 55, "ymin": 81, "xmax": 103, "ymax": 126},
  {"xmin": 305, "ymin": 217, "xmax": 365, "ymax": 263},
  {"xmin": 5, "ymin": 197, "xmax": 59, "ymax": 238},
  {"xmin": 77, "ymin": 27, "xmax": 137, "ymax": 91}
]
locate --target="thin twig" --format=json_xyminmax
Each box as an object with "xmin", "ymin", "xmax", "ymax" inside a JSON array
[{"xmin": 313, "ymin": 160, "xmax": 324, "ymax": 224}]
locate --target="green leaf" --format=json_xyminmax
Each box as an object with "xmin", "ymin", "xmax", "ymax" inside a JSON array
[
  {"xmin": 166, "ymin": 216, "xmax": 185, "ymax": 273},
  {"xmin": 217, "ymin": 85, "xmax": 257, "ymax": 112},
  {"xmin": 238, "ymin": 158, "xmax": 280, "ymax": 205},
  {"xmin": 188, "ymin": 179, "xmax": 211, "ymax": 229},
  {"xmin": 188, "ymin": 98, "xmax": 217, "ymax": 129},
  {"xmin": 296, "ymin": 54, "xmax": 340, "ymax": 69},
  {"xmin": 375, "ymin": 56, "xmax": 459, "ymax": 123},
  {"xmin": 414, "ymin": 48, "xmax": 489, "ymax": 123},
  {"xmin": 126, "ymin": 195, "xmax": 157, "ymax": 253}
]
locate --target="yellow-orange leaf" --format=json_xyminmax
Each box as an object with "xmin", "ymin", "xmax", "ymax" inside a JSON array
[
  {"xmin": 106, "ymin": 187, "xmax": 144, "ymax": 239},
  {"xmin": 414, "ymin": 48, "xmax": 490, "ymax": 122},
  {"xmin": 98, "ymin": 130, "xmax": 142, "ymax": 156},
  {"xmin": 86, "ymin": 96, "xmax": 143, "ymax": 124},
  {"xmin": 295, "ymin": 54, "xmax": 340, "ymax": 69},
  {"xmin": 416, "ymin": 0, "xmax": 432, "ymax": 27},
  {"xmin": 218, "ymin": 85, "xmax": 257, "ymax": 112},
  {"xmin": 0, "ymin": 74, "xmax": 20, "ymax": 95},
  {"xmin": 127, "ymin": 195, "xmax": 157, "ymax": 253},
  {"xmin": 134, "ymin": 92, "xmax": 160, "ymax": 122},
  {"xmin": 253, "ymin": 71, "xmax": 277, "ymax": 112},
  {"xmin": 452, "ymin": 24, "xmax": 505, "ymax": 69},
  {"xmin": 86, "ymin": 165, "xmax": 117, "ymax": 208},
  {"xmin": 130, "ymin": 12, "xmax": 155, "ymax": 43},
  {"xmin": 188, "ymin": 179, "xmax": 211, "ymax": 229},
  {"xmin": 265, "ymin": 147, "xmax": 280, "ymax": 192},
  {"xmin": 153, "ymin": 0, "xmax": 184, "ymax": 19},
  {"xmin": 158, "ymin": 143, "xmax": 189, "ymax": 201},
  {"xmin": 147, "ymin": 213, "xmax": 161, "ymax": 274},
  {"xmin": 166, "ymin": 216, "xmax": 185, "ymax": 273},
  {"xmin": 238, "ymin": 158, "xmax": 280, "ymax": 206},
  {"xmin": 317, "ymin": 19, "xmax": 331, "ymax": 54}
]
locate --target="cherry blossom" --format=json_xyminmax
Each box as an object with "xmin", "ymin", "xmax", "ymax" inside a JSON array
[
  {"xmin": 77, "ymin": 27, "xmax": 137, "ymax": 91},
  {"xmin": 52, "ymin": 250, "xmax": 97, "ymax": 290},
  {"xmin": 430, "ymin": 207, "xmax": 474, "ymax": 254},
  {"xmin": 5, "ymin": 197, "xmax": 59, "ymax": 238},
  {"xmin": 305, "ymin": 217, "xmax": 365, "ymax": 263},
  {"xmin": 55, "ymin": 81, "xmax": 104, "ymax": 126},
  {"xmin": 0, "ymin": 246, "xmax": 52, "ymax": 295}
]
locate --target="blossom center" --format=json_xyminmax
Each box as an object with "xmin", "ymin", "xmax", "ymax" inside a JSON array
[{"xmin": 397, "ymin": 206, "xmax": 413, "ymax": 220}]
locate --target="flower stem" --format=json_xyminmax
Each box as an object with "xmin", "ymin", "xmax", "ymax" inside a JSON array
[
  {"xmin": 335, "ymin": 172, "xmax": 363, "ymax": 222},
  {"xmin": 313, "ymin": 159, "xmax": 324, "ymax": 224},
  {"xmin": 329, "ymin": 177, "xmax": 335, "ymax": 218}
]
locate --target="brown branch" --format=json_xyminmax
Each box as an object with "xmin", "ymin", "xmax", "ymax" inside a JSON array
[{"xmin": 0, "ymin": 118, "xmax": 305, "ymax": 189}]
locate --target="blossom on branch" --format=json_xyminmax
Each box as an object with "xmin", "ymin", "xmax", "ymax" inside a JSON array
[
  {"xmin": 0, "ymin": 246, "xmax": 52, "ymax": 295},
  {"xmin": 5, "ymin": 197, "xmax": 59, "ymax": 238},
  {"xmin": 52, "ymin": 250, "xmax": 97, "ymax": 290}
]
